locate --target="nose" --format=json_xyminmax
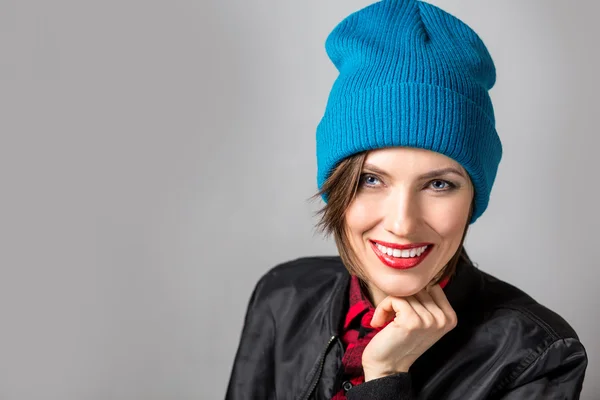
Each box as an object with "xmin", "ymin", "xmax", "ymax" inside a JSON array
[{"xmin": 382, "ymin": 189, "xmax": 421, "ymax": 238}]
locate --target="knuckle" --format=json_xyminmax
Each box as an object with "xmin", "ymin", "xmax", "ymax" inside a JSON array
[
  {"xmin": 435, "ymin": 319, "xmax": 446, "ymax": 330},
  {"xmin": 406, "ymin": 315, "xmax": 422, "ymax": 330},
  {"xmin": 420, "ymin": 319, "xmax": 431, "ymax": 329},
  {"xmin": 433, "ymin": 310, "xmax": 445, "ymax": 323},
  {"xmin": 422, "ymin": 314, "xmax": 434, "ymax": 328},
  {"xmin": 447, "ymin": 313, "xmax": 458, "ymax": 329}
]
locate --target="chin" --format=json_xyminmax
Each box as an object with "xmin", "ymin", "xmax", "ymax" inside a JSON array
[{"xmin": 373, "ymin": 276, "xmax": 428, "ymax": 298}]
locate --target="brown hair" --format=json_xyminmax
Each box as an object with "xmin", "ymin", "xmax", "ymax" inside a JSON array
[{"xmin": 311, "ymin": 151, "xmax": 474, "ymax": 285}]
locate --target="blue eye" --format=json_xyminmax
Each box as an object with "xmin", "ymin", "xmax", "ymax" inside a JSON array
[
  {"xmin": 429, "ymin": 180, "xmax": 455, "ymax": 191},
  {"xmin": 360, "ymin": 174, "xmax": 381, "ymax": 187}
]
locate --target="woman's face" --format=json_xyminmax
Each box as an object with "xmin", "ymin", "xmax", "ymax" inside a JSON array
[{"xmin": 344, "ymin": 147, "xmax": 474, "ymax": 306}]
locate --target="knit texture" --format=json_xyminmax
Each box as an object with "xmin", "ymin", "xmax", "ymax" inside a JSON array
[{"xmin": 316, "ymin": 0, "xmax": 502, "ymax": 223}]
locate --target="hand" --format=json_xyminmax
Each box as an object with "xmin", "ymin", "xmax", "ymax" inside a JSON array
[{"xmin": 361, "ymin": 284, "xmax": 458, "ymax": 381}]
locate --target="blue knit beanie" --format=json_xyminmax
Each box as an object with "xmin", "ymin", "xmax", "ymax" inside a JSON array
[{"xmin": 316, "ymin": 0, "xmax": 502, "ymax": 224}]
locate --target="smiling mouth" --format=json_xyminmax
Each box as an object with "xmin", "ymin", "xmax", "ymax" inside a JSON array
[{"xmin": 370, "ymin": 240, "xmax": 434, "ymax": 269}]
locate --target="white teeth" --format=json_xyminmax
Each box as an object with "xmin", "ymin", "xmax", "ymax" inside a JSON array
[{"xmin": 376, "ymin": 243, "xmax": 429, "ymax": 259}]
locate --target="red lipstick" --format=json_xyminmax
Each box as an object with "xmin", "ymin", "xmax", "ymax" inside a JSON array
[{"xmin": 370, "ymin": 240, "xmax": 433, "ymax": 270}]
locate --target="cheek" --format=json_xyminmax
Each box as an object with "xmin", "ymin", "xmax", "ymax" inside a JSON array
[
  {"xmin": 345, "ymin": 196, "xmax": 381, "ymax": 235},
  {"xmin": 423, "ymin": 196, "xmax": 471, "ymax": 241}
]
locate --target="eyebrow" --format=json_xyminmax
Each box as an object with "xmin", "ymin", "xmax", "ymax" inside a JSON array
[{"xmin": 362, "ymin": 163, "xmax": 467, "ymax": 180}]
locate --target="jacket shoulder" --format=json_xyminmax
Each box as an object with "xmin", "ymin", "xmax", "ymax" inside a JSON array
[
  {"xmin": 478, "ymin": 270, "xmax": 580, "ymax": 341},
  {"xmin": 448, "ymin": 268, "xmax": 587, "ymax": 396},
  {"xmin": 257, "ymin": 255, "xmax": 347, "ymax": 291},
  {"xmin": 247, "ymin": 256, "xmax": 348, "ymax": 316}
]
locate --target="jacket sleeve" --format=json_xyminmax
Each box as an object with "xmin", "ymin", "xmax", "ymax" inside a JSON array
[
  {"xmin": 497, "ymin": 338, "xmax": 587, "ymax": 399},
  {"xmin": 346, "ymin": 373, "xmax": 415, "ymax": 400},
  {"xmin": 225, "ymin": 273, "xmax": 277, "ymax": 400},
  {"xmin": 346, "ymin": 338, "xmax": 587, "ymax": 400}
]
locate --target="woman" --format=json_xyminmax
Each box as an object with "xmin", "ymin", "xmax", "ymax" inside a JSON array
[{"xmin": 226, "ymin": 0, "xmax": 588, "ymax": 399}]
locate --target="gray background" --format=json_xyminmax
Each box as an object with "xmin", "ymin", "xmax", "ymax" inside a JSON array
[{"xmin": 1, "ymin": 0, "xmax": 598, "ymax": 399}]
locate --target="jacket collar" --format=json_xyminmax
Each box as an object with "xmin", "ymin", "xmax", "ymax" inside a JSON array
[{"xmin": 299, "ymin": 256, "xmax": 485, "ymax": 400}]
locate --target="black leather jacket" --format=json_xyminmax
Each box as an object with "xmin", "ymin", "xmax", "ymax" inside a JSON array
[{"xmin": 226, "ymin": 256, "xmax": 587, "ymax": 399}]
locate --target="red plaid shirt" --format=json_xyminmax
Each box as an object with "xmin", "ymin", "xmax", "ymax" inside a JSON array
[{"xmin": 332, "ymin": 276, "xmax": 450, "ymax": 399}]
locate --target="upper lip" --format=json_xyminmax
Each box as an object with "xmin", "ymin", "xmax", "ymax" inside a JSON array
[{"xmin": 370, "ymin": 240, "xmax": 432, "ymax": 250}]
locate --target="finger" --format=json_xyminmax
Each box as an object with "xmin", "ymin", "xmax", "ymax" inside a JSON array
[
  {"xmin": 371, "ymin": 296, "xmax": 412, "ymax": 328},
  {"xmin": 370, "ymin": 296, "xmax": 396, "ymax": 327},
  {"xmin": 414, "ymin": 289, "xmax": 447, "ymax": 328},
  {"xmin": 427, "ymin": 285, "xmax": 458, "ymax": 328},
  {"xmin": 426, "ymin": 284, "xmax": 451, "ymax": 314},
  {"xmin": 404, "ymin": 296, "xmax": 434, "ymax": 328}
]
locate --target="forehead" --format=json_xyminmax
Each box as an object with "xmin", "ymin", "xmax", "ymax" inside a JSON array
[{"xmin": 364, "ymin": 147, "xmax": 465, "ymax": 173}]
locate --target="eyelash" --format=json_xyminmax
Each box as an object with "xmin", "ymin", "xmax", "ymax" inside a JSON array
[{"xmin": 358, "ymin": 173, "xmax": 457, "ymax": 192}]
